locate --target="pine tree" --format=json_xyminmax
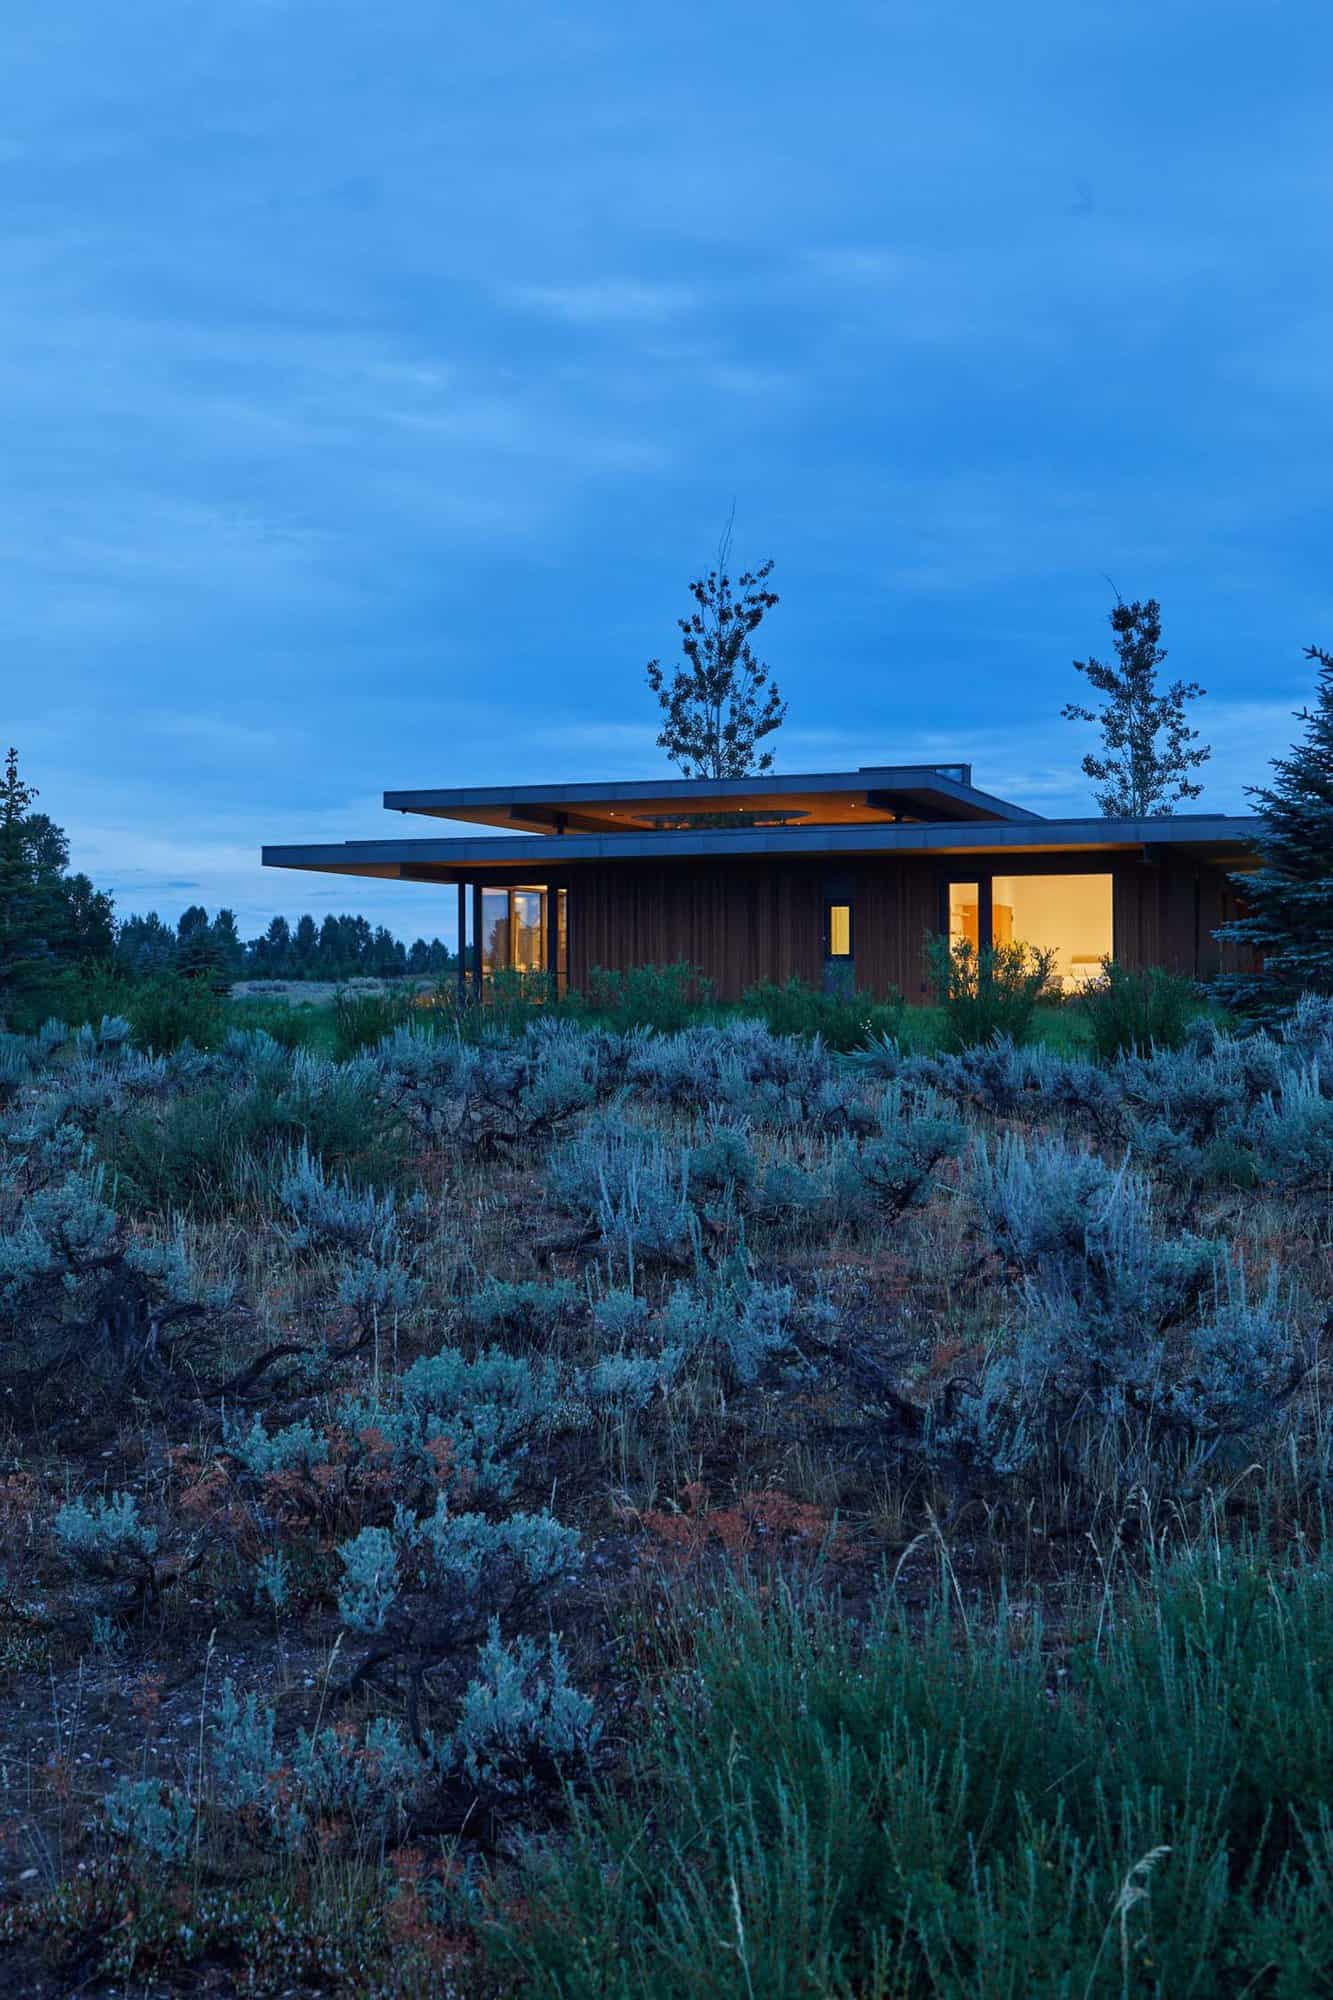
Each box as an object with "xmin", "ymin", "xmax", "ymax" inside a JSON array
[
  {"xmin": 645, "ymin": 522, "xmax": 786, "ymax": 779},
  {"xmin": 209, "ymin": 909, "xmax": 244, "ymax": 978},
  {"xmin": 175, "ymin": 905, "xmax": 231, "ymax": 988},
  {"xmin": 22, "ymin": 812, "xmax": 70, "ymax": 877},
  {"xmin": 317, "ymin": 915, "xmax": 341, "ymax": 978},
  {"xmin": 255, "ymin": 915, "xmax": 292, "ymax": 978},
  {"xmin": 0, "ymin": 747, "xmax": 54, "ymax": 1014},
  {"xmin": 58, "ymin": 873, "xmax": 115, "ymax": 960},
  {"xmin": 13, "ymin": 809, "xmax": 113, "ymax": 962},
  {"xmin": 1062, "ymin": 595, "xmax": 1210, "ymax": 816},
  {"xmin": 115, "ymin": 912, "xmax": 176, "ymax": 975},
  {"xmin": 0, "ymin": 751, "xmax": 115, "ymax": 1012},
  {"xmin": 293, "ymin": 913, "xmax": 318, "ymax": 973},
  {"xmin": 1219, "ymin": 643, "xmax": 1333, "ymax": 998}
]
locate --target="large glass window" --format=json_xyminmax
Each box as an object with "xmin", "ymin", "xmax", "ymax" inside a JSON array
[
  {"xmin": 477, "ymin": 885, "xmax": 567, "ymax": 987},
  {"xmin": 991, "ymin": 874, "xmax": 1112, "ymax": 989}
]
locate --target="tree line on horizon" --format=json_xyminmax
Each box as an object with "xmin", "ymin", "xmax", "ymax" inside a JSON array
[
  {"xmin": 116, "ymin": 906, "xmax": 454, "ymax": 986},
  {"xmin": 0, "ymin": 745, "xmax": 453, "ymax": 1025}
]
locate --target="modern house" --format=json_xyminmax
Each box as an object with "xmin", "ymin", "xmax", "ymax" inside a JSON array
[{"xmin": 262, "ymin": 764, "xmax": 1261, "ymax": 1000}]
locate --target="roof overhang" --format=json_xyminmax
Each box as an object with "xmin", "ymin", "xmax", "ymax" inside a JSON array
[
  {"xmin": 264, "ymin": 814, "xmax": 1262, "ymax": 884},
  {"xmin": 382, "ymin": 764, "xmax": 1042, "ymax": 832}
]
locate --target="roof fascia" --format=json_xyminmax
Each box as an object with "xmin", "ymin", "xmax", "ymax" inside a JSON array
[
  {"xmin": 264, "ymin": 813, "xmax": 1261, "ymax": 876},
  {"xmin": 382, "ymin": 766, "xmax": 1044, "ymax": 827}
]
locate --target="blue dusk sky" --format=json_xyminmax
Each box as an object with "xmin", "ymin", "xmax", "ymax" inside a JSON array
[{"xmin": 4, "ymin": 1, "xmax": 1330, "ymax": 943}]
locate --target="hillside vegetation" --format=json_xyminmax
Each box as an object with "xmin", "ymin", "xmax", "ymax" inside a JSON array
[{"xmin": 0, "ymin": 978, "xmax": 1330, "ymax": 1995}]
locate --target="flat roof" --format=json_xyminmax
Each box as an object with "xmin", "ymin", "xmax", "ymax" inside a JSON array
[
  {"xmin": 382, "ymin": 763, "xmax": 1043, "ymax": 832},
  {"xmin": 265, "ymin": 812, "xmax": 1262, "ymax": 883}
]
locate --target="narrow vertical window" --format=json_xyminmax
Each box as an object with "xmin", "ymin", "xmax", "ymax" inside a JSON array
[
  {"xmin": 826, "ymin": 903, "xmax": 852, "ymax": 958},
  {"xmin": 480, "ymin": 889, "xmax": 507, "ymax": 981},
  {"xmin": 509, "ymin": 887, "xmax": 545, "ymax": 974},
  {"xmin": 948, "ymin": 882, "xmax": 981, "ymax": 953}
]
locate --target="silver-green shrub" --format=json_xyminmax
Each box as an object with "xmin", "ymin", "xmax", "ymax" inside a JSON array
[
  {"xmin": 446, "ymin": 1621, "xmax": 600, "ymax": 1791},
  {"xmin": 278, "ymin": 1141, "xmax": 402, "ymax": 1254},
  {"xmin": 103, "ymin": 1778, "xmax": 194, "ymax": 1863},
  {"xmin": 56, "ymin": 1491, "xmax": 158, "ymax": 1573},
  {"xmin": 460, "ymin": 1277, "xmax": 583, "ymax": 1341},
  {"xmin": 660, "ymin": 1269, "xmax": 796, "ymax": 1386},
  {"xmin": 834, "ymin": 1088, "xmax": 964, "ymax": 1222},
  {"xmin": 225, "ymin": 1414, "xmax": 329, "ymax": 1478},
  {"xmin": 591, "ymin": 1287, "xmax": 652, "ymax": 1344}
]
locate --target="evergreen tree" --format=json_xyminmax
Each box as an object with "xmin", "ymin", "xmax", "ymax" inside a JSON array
[
  {"xmin": 0, "ymin": 754, "xmax": 115, "ymax": 1016},
  {"xmin": 115, "ymin": 912, "xmax": 176, "ymax": 976},
  {"xmin": 19, "ymin": 812, "xmax": 114, "ymax": 959},
  {"xmin": 293, "ymin": 913, "xmax": 319, "ymax": 972},
  {"xmin": 58, "ymin": 872, "xmax": 116, "ymax": 960},
  {"xmin": 1062, "ymin": 595, "xmax": 1210, "ymax": 816},
  {"xmin": 1219, "ymin": 643, "xmax": 1333, "ymax": 998},
  {"xmin": 317, "ymin": 914, "xmax": 341, "ymax": 978},
  {"xmin": 176, "ymin": 905, "xmax": 226, "ymax": 985},
  {"xmin": 370, "ymin": 924, "xmax": 404, "ymax": 975},
  {"xmin": 22, "ymin": 812, "xmax": 70, "ymax": 877},
  {"xmin": 254, "ymin": 915, "xmax": 292, "ymax": 977},
  {"xmin": 0, "ymin": 748, "xmax": 56, "ymax": 1013},
  {"xmin": 209, "ymin": 908, "xmax": 244, "ymax": 978},
  {"xmin": 645, "ymin": 522, "xmax": 786, "ymax": 779}
]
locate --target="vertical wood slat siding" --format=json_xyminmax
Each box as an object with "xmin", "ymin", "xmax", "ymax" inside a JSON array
[
  {"xmin": 568, "ymin": 861, "xmax": 825, "ymax": 997},
  {"xmin": 566, "ymin": 854, "xmax": 1246, "ymax": 1000}
]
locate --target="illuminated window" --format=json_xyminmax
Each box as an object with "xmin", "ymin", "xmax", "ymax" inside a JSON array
[
  {"xmin": 948, "ymin": 882, "xmax": 981, "ymax": 953},
  {"xmin": 991, "ymin": 874, "xmax": 1112, "ymax": 990},
  {"xmin": 481, "ymin": 889, "xmax": 508, "ymax": 978},
  {"xmin": 510, "ymin": 887, "xmax": 545, "ymax": 974},
  {"xmin": 826, "ymin": 903, "xmax": 852, "ymax": 958},
  {"xmin": 478, "ymin": 885, "xmax": 568, "ymax": 986}
]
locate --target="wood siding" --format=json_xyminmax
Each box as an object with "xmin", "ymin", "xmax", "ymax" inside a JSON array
[{"xmin": 566, "ymin": 852, "xmax": 1247, "ymax": 1001}]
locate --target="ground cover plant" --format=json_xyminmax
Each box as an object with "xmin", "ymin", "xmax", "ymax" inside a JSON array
[{"xmin": 0, "ymin": 979, "xmax": 1329, "ymax": 1995}]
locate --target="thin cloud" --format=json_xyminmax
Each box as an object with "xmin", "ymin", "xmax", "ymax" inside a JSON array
[{"xmin": 507, "ymin": 280, "xmax": 699, "ymax": 326}]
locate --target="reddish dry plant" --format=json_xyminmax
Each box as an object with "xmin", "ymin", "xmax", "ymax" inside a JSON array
[
  {"xmin": 44, "ymin": 1753, "xmax": 74, "ymax": 1805},
  {"xmin": 173, "ymin": 1423, "xmax": 468, "ymax": 1556},
  {"xmin": 0, "ymin": 1471, "xmax": 42, "ymax": 1537},
  {"xmin": 175, "ymin": 1459, "xmax": 262, "ymax": 1557},
  {"xmin": 635, "ymin": 1482, "xmax": 860, "ymax": 1571},
  {"xmin": 927, "ymin": 1335, "xmax": 983, "ymax": 1379},
  {"xmin": 385, "ymin": 1847, "xmax": 474, "ymax": 1970},
  {"xmin": 131, "ymin": 1672, "xmax": 165, "ymax": 1723}
]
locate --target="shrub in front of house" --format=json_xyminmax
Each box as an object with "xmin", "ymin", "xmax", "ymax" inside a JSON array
[
  {"xmin": 1079, "ymin": 959, "xmax": 1204, "ymax": 1058},
  {"xmin": 584, "ymin": 961, "xmax": 712, "ymax": 1034},
  {"xmin": 739, "ymin": 976, "xmax": 905, "ymax": 1051},
  {"xmin": 924, "ymin": 934, "xmax": 1059, "ymax": 1049}
]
